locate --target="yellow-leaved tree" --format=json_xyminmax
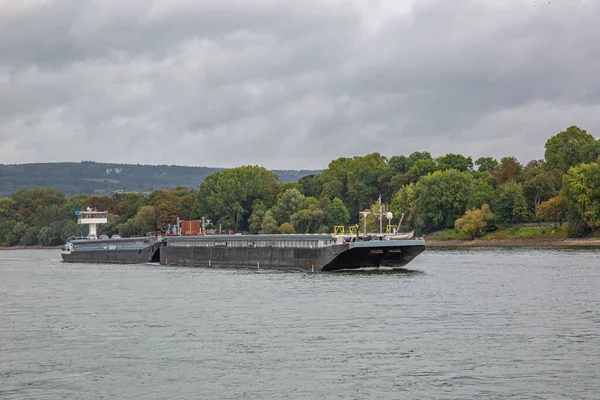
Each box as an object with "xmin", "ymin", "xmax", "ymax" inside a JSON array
[{"xmin": 454, "ymin": 204, "xmax": 494, "ymax": 239}]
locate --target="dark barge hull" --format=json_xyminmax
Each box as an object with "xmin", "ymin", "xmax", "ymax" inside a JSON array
[
  {"xmin": 159, "ymin": 240, "xmax": 426, "ymax": 272},
  {"xmin": 61, "ymin": 237, "xmax": 160, "ymax": 264},
  {"xmin": 61, "ymin": 247, "xmax": 159, "ymax": 264},
  {"xmin": 61, "ymin": 235, "xmax": 426, "ymax": 272}
]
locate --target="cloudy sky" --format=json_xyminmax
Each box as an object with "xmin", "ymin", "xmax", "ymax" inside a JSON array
[{"xmin": 1, "ymin": 0, "xmax": 598, "ymax": 169}]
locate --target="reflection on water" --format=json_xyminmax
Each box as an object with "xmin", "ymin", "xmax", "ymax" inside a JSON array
[{"xmin": 1, "ymin": 248, "xmax": 600, "ymax": 399}]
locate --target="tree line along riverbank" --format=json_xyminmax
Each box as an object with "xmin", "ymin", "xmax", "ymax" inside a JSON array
[{"xmin": 1, "ymin": 125, "xmax": 599, "ymax": 247}]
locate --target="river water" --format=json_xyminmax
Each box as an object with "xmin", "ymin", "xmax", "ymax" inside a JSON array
[{"xmin": 1, "ymin": 248, "xmax": 599, "ymax": 399}]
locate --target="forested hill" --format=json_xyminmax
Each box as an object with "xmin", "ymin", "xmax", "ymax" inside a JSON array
[{"xmin": 0, "ymin": 162, "xmax": 319, "ymax": 197}]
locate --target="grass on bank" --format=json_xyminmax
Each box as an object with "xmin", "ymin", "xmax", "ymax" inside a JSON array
[{"xmin": 427, "ymin": 226, "xmax": 571, "ymax": 241}]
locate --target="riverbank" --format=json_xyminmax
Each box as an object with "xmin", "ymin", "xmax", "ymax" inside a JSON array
[
  {"xmin": 425, "ymin": 226, "xmax": 600, "ymax": 247},
  {"xmin": 426, "ymin": 238, "xmax": 600, "ymax": 248},
  {"xmin": 0, "ymin": 246, "xmax": 61, "ymax": 250}
]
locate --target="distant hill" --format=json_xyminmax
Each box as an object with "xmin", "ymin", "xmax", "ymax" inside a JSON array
[{"xmin": 0, "ymin": 162, "xmax": 320, "ymax": 197}]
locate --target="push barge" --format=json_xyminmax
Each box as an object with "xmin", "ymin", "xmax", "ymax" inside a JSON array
[{"xmin": 62, "ymin": 210, "xmax": 426, "ymax": 272}]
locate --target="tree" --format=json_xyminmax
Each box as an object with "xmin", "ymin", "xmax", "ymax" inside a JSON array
[
  {"xmin": 278, "ymin": 182, "xmax": 302, "ymax": 196},
  {"xmin": 275, "ymin": 189, "xmax": 305, "ymax": 224},
  {"xmin": 581, "ymin": 140, "xmax": 600, "ymax": 164},
  {"xmin": 290, "ymin": 203, "xmax": 325, "ymax": 233},
  {"xmin": 475, "ymin": 157, "xmax": 499, "ymax": 173},
  {"xmin": 411, "ymin": 170, "xmax": 473, "ymax": 232},
  {"xmin": 455, "ymin": 204, "xmax": 494, "ymax": 239},
  {"xmin": 388, "ymin": 155, "xmax": 411, "ymax": 175},
  {"xmin": 22, "ymin": 226, "xmax": 38, "ymax": 246},
  {"xmin": 11, "ymin": 188, "xmax": 66, "ymax": 225},
  {"xmin": 537, "ymin": 195, "xmax": 569, "ymax": 224},
  {"xmin": 87, "ymin": 196, "xmax": 116, "ymax": 213},
  {"xmin": 195, "ymin": 166, "xmax": 279, "ymax": 231},
  {"xmin": 544, "ymin": 126, "xmax": 596, "ymax": 173},
  {"xmin": 34, "ymin": 205, "xmax": 60, "ymax": 228},
  {"xmin": 298, "ymin": 174, "xmax": 322, "ymax": 198},
  {"xmin": 248, "ymin": 201, "xmax": 267, "ymax": 234},
  {"xmin": 0, "ymin": 220, "xmax": 16, "ymax": 246},
  {"xmin": 38, "ymin": 222, "xmax": 65, "ymax": 246},
  {"xmin": 319, "ymin": 158, "xmax": 349, "ymax": 202},
  {"xmin": 436, "ymin": 153, "xmax": 473, "ymax": 172},
  {"xmin": 154, "ymin": 200, "xmax": 178, "ymax": 230},
  {"xmin": 562, "ymin": 162, "xmax": 600, "ymax": 234},
  {"xmin": 496, "ymin": 157, "xmax": 521, "ymax": 183},
  {"xmin": 408, "ymin": 158, "xmax": 438, "ymax": 179},
  {"xmin": 494, "ymin": 181, "xmax": 531, "ymax": 224},
  {"xmin": 12, "ymin": 222, "xmax": 29, "ymax": 246},
  {"xmin": 114, "ymin": 193, "xmax": 146, "ymax": 220},
  {"xmin": 468, "ymin": 180, "xmax": 495, "ymax": 210},
  {"xmin": 390, "ymin": 183, "xmax": 416, "ymax": 229},
  {"xmin": 522, "ymin": 171, "xmax": 556, "ymax": 216},
  {"xmin": 279, "ymin": 223, "xmax": 295, "ymax": 234},
  {"xmin": 131, "ymin": 206, "xmax": 156, "ymax": 235},
  {"xmin": 324, "ymin": 198, "xmax": 350, "ymax": 229},
  {"xmin": 98, "ymin": 214, "xmax": 121, "ymax": 238},
  {"xmin": 345, "ymin": 153, "xmax": 389, "ymax": 218},
  {"xmin": 259, "ymin": 210, "xmax": 280, "ymax": 234},
  {"xmin": 0, "ymin": 198, "xmax": 16, "ymax": 220}
]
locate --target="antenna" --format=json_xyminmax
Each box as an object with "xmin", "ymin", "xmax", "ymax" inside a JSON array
[{"xmin": 396, "ymin": 213, "xmax": 405, "ymax": 233}]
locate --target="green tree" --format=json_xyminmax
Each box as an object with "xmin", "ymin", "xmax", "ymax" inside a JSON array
[
  {"xmin": 412, "ymin": 170, "xmax": 473, "ymax": 232},
  {"xmin": 248, "ymin": 201, "xmax": 267, "ymax": 234},
  {"xmin": 581, "ymin": 140, "xmax": 600, "ymax": 164},
  {"xmin": 544, "ymin": 126, "xmax": 596, "ymax": 173},
  {"xmin": 0, "ymin": 220, "xmax": 16, "ymax": 246},
  {"xmin": 290, "ymin": 203, "xmax": 325, "ymax": 233},
  {"xmin": 275, "ymin": 189, "xmax": 305, "ymax": 224},
  {"xmin": 388, "ymin": 155, "xmax": 412, "ymax": 175},
  {"xmin": 562, "ymin": 162, "xmax": 600, "ymax": 234},
  {"xmin": 408, "ymin": 158, "xmax": 438, "ymax": 179},
  {"xmin": 494, "ymin": 181, "xmax": 531, "ymax": 224},
  {"xmin": 319, "ymin": 158, "xmax": 349, "ymax": 202},
  {"xmin": 345, "ymin": 153, "xmax": 389, "ymax": 217},
  {"xmin": 131, "ymin": 206, "xmax": 156, "ymax": 235},
  {"xmin": 196, "ymin": 166, "xmax": 279, "ymax": 231},
  {"xmin": 12, "ymin": 222, "xmax": 29, "ymax": 246},
  {"xmin": 260, "ymin": 210, "xmax": 280, "ymax": 234},
  {"xmin": 390, "ymin": 183, "xmax": 416, "ymax": 229},
  {"xmin": 0, "ymin": 198, "xmax": 16, "ymax": 220},
  {"xmin": 98, "ymin": 214, "xmax": 121, "ymax": 238},
  {"xmin": 278, "ymin": 182, "xmax": 303, "ymax": 196},
  {"xmin": 298, "ymin": 174, "xmax": 323, "ymax": 198},
  {"xmin": 468, "ymin": 180, "xmax": 495, "ymax": 210},
  {"xmin": 114, "ymin": 193, "xmax": 146, "ymax": 221},
  {"xmin": 324, "ymin": 198, "xmax": 350, "ymax": 229},
  {"xmin": 22, "ymin": 226, "xmax": 38, "ymax": 246},
  {"xmin": 38, "ymin": 222, "xmax": 65, "ymax": 246},
  {"xmin": 475, "ymin": 157, "xmax": 499, "ymax": 173},
  {"xmin": 436, "ymin": 153, "xmax": 473, "ymax": 172},
  {"xmin": 522, "ymin": 171, "xmax": 556, "ymax": 216}
]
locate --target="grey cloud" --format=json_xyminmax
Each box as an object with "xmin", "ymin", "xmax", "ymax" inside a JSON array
[{"xmin": 1, "ymin": 0, "xmax": 599, "ymax": 170}]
